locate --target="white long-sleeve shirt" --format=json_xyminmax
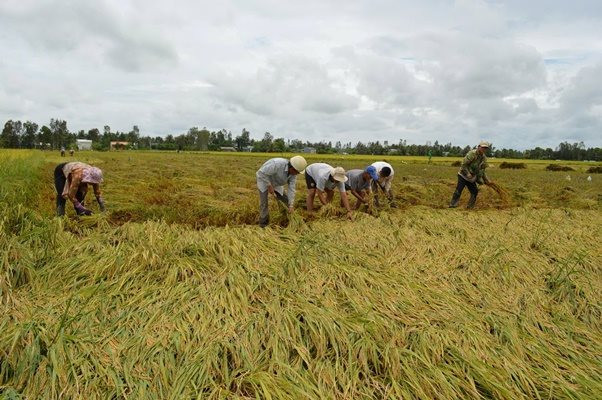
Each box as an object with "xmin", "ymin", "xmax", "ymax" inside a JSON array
[{"xmin": 256, "ymin": 158, "xmax": 297, "ymax": 206}]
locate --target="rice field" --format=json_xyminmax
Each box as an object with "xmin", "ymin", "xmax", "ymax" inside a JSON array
[{"xmin": 1, "ymin": 149, "xmax": 601, "ymax": 399}]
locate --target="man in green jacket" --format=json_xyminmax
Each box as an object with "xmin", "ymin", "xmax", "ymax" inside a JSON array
[{"xmin": 449, "ymin": 141, "xmax": 491, "ymax": 209}]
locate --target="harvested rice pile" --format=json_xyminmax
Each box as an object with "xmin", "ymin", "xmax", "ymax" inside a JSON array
[
  {"xmin": 499, "ymin": 162, "xmax": 527, "ymax": 169},
  {"xmin": 545, "ymin": 164, "xmax": 575, "ymax": 172}
]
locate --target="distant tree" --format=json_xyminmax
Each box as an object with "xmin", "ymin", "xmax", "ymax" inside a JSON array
[
  {"xmin": 0, "ymin": 120, "xmax": 22, "ymax": 148},
  {"xmin": 127, "ymin": 125, "xmax": 140, "ymax": 145},
  {"xmin": 289, "ymin": 139, "xmax": 303, "ymax": 151},
  {"xmin": 198, "ymin": 129, "xmax": 210, "ymax": 151},
  {"xmin": 273, "ymin": 137, "xmax": 287, "ymax": 152},
  {"xmin": 254, "ymin": 132, "xmax": 274, "ymax": 152},
  {"xmin": 37, "ymin": 125, "xmax": 52, "ymax": 148},
  {"xmin": 353, "ymin": 141, "xmax": 367, "ymax": 154},
  {"xmin": 49, "ymin": 118, "xmax": 69, "ymax": 149},
  {"xmin": 87, "ymin": 128, "xmax": 100, "ymax": 142},
  {"xmin": 235, "ymin": 128, "xmax": 251, "ymax": 150},
  {"xmin": 366, "ymin": 141, "xmax": 386, "ymax": 155},
  {"xmin": 21, "ymin": 121, "xmax": 38, "ymax": 149}
]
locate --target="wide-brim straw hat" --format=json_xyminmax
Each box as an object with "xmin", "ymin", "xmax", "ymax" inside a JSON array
[
  {"xmin": 331, "ymin": 166, "xmax": 348, "ymax": 182},
  {"xmin": 290, "ymin": 155, "xmax": 307, "ymax": 173}
]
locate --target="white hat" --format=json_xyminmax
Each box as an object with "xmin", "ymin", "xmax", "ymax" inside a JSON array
[
  {"xmin": 289, "ymin": 155, "xmax": 307, "ymax": 173},
  {"xmin": 331, "ymin": 166, "xmax": 348, "ymax": 182},
  {"xmin": 478, "ymin": 141, "xmax": 491, "ymax": 148}
]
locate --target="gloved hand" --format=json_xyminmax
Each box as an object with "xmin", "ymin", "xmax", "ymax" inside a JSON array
[
  {"xmin": 74, "ymin": 201, "xmax": 92, "ymax": 216},
  {"xmin": 97, "ymin": 197, "xmax": 106, "ymax": 212}
]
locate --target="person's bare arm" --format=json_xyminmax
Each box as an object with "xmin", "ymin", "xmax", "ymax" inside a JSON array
[
  {"xmin": 65, "ymin": 173, "xmax": 82, "ymax": 205},
  {"xmin": 316, "ymin": 190, "xmax": 328, "ymax": 205},
  {"xmin": 93, "ymin": 184, "xmax": 106, "ymax": 212},
  {"xmin": 66, "ymin": 170, "xmax": 92, "ymax": 215},
  {"xmin": 350, "ymin": 189, "xmax": 366, "ymax": 203},
  {"xmin": 340, "ymin": 192, "xmax": 353, "ymax": 219}
]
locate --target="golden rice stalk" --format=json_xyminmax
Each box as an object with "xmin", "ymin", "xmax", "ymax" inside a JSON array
[{"xmin": 486, "ymin": 181, "xmax": 511, "ymax": 206}]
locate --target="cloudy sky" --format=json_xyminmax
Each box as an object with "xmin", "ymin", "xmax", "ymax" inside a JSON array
[{"xmin": 1, "ymin": 0, "xmax": 601, "ymax": 149}]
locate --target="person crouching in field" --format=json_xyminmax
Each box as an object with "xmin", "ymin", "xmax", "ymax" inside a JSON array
[
  {"xmin": 305, "ymin": 163, "xmax": 353, "ymax": 220},
  {"xmin": 256, "ymin": 156, "xmax": 307, "ymax": 227},
  {"xmin": 371, "ymin": 161, "xmax": 395, "ymax": 206},
  {"xmin": 449, "ymin": 141, "xmax": 492, "ymax": 209},
  {"xmin": 345, "ymin": 166, "xmax": 379, "ymax": 210},
  {"xmin": 54, "ymin": 162, "xmax": 105, "ymax": 216}
]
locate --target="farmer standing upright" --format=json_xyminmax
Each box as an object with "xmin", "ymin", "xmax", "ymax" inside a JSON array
[
  {"xmin": 305, "ymin": 163, "xmax": 353, "ymax": 219},
  {"xmin": 54, "ymin": 162, "xmax": 106, "ymax": 216},
  {"xmin": 449, "ymin": 141, "xmax": 492, "ymax": 209},
  {"xmin": 345, "ymin": 166, "xmax": 379, "ymax": 209},
  {"xmin": 256, "ymin": 156, "xmax": 307, "ymax": 227},
  {"xmin": 370, "ymin": 161, "xmax": 395, "ymax": 206}
]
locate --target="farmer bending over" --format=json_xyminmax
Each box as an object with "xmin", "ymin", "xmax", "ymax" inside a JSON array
[
  {"xmin": 370, "ymin": 161, "xmax": 395, "ymax": 206},
  {"xmin": 345, "ymin": 166, "xmax": 379, "ymax": 210},
  {"xmin": 256, "ymin": 156, "xmax": 307, "ymax": 227},
  {"xmin": 305, "ymin": 163, "xmax": 353, "ymax": 220},
  {"xmin": 449, "ymin": 141, "xmax": 492, "ymax": 209},
  {"xmin": 54, "ymin": 162, "xmax": 105, "ymax": 216}
]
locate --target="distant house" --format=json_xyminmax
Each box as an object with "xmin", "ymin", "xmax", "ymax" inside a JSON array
[
  {"xmin": 76, "ymin": 139, "xmax": 92, "ymax": 150},
  {"xmin": 388, "ymin": 149, "xmax": 400, "ymax": 155},
  {"xmin": 242, "ymin": 145, "xmax": 254, "ymax": 152},
  {"xmin": 110, "ymin": 141, "xmax": 129, "ymax": 150},
  {"xmin": 303, "ymin": 147, "xmax": 316, "ymax": 154},
  {"xmin": 220, "ymin": 146, "xmax": 237, "ymax": 152}
]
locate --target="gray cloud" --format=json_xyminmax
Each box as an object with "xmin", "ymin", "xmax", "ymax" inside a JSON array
[
  {"xmin": 207, "ymin": 55, "xmax": 358, "ymax": 116},
  {"xmin": 560, "ymin": 63, "xmax": 602, "ymax": 112},
  {"xmin": 0, "ymin": 0, "xmax": 600, "ymax": 148},
  {"xmin": 0, "ymin": 0, "xmax": 178, "ymax": 71}
]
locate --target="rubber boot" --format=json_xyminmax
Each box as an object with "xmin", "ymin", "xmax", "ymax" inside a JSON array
[
  {"xmin": 449, "ymin": 192, "xmax": 461, "ymax": 208},
  {"xmin": 57, "ymin": 203, "xmax": 65, "ymax": 216},
  {"xmin": 466, "ymin": 195, "xmax": 477, "ymax": 209}
]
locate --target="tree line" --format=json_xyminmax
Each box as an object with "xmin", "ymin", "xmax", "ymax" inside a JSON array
[{"xmin": 1, "ymin": 118, "xmax": 601, "ymax": 161}]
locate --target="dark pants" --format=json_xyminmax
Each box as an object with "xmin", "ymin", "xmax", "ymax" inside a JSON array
[
  {"xmin": 450, "ymin": 175, "xmax": 478, "ymax": 208},
  {"xmin": 54, "ymin": 163, "xmax": 85, "ymax": 216},
  {"xmin": 259, "ymin": 190, "xmax": 288, "ymax": 227}
]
